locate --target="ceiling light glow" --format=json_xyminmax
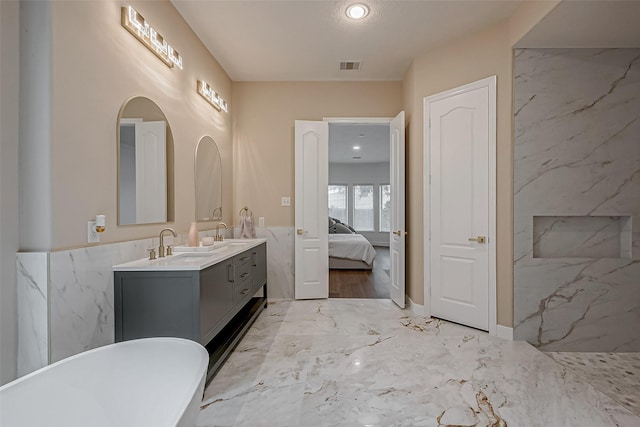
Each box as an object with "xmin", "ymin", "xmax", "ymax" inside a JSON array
[
  {"xmin": 353, "ymin": 145, "xmax": 361, "ymax": 150},
  {"xmin": 346, "ymin": 3, "xmax": 369, "ymax": 20}
]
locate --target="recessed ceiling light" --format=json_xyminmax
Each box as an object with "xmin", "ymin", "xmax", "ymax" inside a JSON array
[
  {"xmin": 358, "ymin": 133, "xmax": 365, "ymax": 137},
  {"xmin": 346, "ymin": 3, "xmax": 369, "ymax": 20},
  {"xmin": 353, "ymin": 145, "xmax": 361, "ymax": 150}
]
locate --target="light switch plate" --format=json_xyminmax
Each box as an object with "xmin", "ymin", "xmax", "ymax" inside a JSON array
[
  {"xmin": 87, "ymin": 221, "xmax": 100, "ymax": 243},
  {"xmin": 281, "ymin": 197, "xmax": 291, "ymax": 207},
  {"xmin": 259, "ymin": 216, "xmax": 265, "ymax": 227}
]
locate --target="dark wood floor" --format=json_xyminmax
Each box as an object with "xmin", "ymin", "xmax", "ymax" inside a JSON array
[{"xmin": 329, "ymin": 246, "xmax": 390, "ymax": 299}]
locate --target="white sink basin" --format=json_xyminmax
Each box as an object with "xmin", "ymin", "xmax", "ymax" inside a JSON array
[
  {"xmin": 173, "ymin": 241, "xmax": 229, "ymax": 253},
  {"xmin": 164, "ymin": 253, "xmax": 214, "ymax": 265}
]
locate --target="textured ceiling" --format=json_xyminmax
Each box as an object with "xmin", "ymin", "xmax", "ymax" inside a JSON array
[{"xmin": 171, "ymin": 0, "xmax": 524, "ymax": 81}]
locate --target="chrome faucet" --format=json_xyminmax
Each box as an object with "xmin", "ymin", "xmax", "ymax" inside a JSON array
[
  {"xmin": 158, "ymin": 228, "xmax": 177, "ymax": 257},
  {"xmin": 215, "ymin": 222, "xmax": 228, "ymax": 242}
]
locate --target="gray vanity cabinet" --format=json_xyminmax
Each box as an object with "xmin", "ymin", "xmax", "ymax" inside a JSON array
[
  {"xmin": 114, "ymin": 243, "xmax": 267, "ymax": 348},
  {"xmin": 116, "ymin": 271, "xmax": 199, "ymax": 342},
  {"xmin": 252, "ymin": 243, "xmax": 267, "ymax": 288},
  {"xmin": 199, "ymin": 257, "xmax": 234, "ymax": 343}
]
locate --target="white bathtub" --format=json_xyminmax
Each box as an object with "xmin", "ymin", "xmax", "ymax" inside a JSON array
[{"xmin": 0, "ymin": 337, "xmax": 208, "ymax": 427}]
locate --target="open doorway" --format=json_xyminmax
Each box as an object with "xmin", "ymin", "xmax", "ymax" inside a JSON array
[
  {"xmin": 327, "ymin": 122, "xmax": 391, "ymax": 299},
  {"xmin": 294, "ymin": 113, "xmax": 405, "ymax": 307}
]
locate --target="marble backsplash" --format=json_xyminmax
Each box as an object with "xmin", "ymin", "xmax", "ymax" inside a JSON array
[
  {"xmin": 17, "ymin": 226, "xmax": 295, "ymax": 376},
  {"xmin": 513, "ymin": 48, "xmax": 640, "ymax": 351}
]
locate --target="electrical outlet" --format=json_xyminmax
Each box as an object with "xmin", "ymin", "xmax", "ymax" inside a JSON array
[
  {"xmin": 87, "ymin": 221, "xmax": 100, "ymax": 243},
  {"xmin": 281, "ymin": 197, "xmax": 291, "ymax": 207},
  {"xmin": 259, "ymin": 216, "xmax": 265, "ymax": 227}
]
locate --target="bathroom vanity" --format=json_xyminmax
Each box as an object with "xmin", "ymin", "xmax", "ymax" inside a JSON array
[{"xmin": 113, "ymin": 239, "xmax": 267, "ymax": 382}]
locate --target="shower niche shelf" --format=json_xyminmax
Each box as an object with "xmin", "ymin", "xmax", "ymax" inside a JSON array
[{"xmin": 532, "ymin": 215, "xmax": 632, "ymax": 259}]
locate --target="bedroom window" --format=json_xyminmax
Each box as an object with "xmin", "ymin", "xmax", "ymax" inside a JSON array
[
  {"xmin": 379, "ymin": 184, "xmax": 391, "ymax": 232},
  {"xmin": 328, "ymin": 185, "xmax": 348, "ymax": 224},
  {"xmin": 353, "ymin": 185, "xmax": 374, "ymax": 231}
]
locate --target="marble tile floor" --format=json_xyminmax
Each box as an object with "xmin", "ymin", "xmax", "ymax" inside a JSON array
[
  {"xmin": 546, "ymin": 352, "xmax": 640, "ymax": 417},
  {"xmin": 197, "ymin": 299, "xmax": 640, "ymax": 427}
]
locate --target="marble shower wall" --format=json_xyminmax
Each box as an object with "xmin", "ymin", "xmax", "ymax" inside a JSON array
[
  {"xmin": 17, "ymin": 226, "xmax": 295, "ymax": 375},
  {"xmin": 513, "ymin": 48, "xmax": 640, "ymax": 352}
]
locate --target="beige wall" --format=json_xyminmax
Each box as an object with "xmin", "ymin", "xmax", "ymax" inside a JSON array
[
  {"xmin": 232, "ymin": 81, "xmax": 403, "ymax": 227},
  {"xmin": 233, "ymin": 1, "xmax": 558, "ymax": 328},
  {"xmin": 403, "ymin": 21, "xmax": 512, "ymax": 324},
  {"xmin": 402, "ymin": 1, "xmax": 560, "ymax": 327},
  {"xmin": 40, "ymin": 0, "xmax": 233, "ymax": 250}
]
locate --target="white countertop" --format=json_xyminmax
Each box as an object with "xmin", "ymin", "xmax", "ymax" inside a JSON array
[{"xmin": 113, "ymin": 238, "xmax": 267, "ymax": 272}]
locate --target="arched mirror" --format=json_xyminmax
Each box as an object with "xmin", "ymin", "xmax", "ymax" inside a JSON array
[
  {"xmin": 195, "ymin": 136, "xmax": 223, "ymax": 221},
  {"xmin": 117, "ymin": 96, "xmax": 174, "ymax": 225}
]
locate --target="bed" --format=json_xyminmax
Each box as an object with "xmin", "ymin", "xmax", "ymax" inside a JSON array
[{"xmin": 328, "ymin": 233, "xmax": 377, "ymax": 270}]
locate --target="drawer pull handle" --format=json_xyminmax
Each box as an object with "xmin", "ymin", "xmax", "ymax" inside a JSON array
[
  {"xmin": 240, "ymin": 272, "xmax": 250, "ymax": 279},
  {"xmin": 240, "ymin": 288, "xmax": 249, "ymax": 295},
  {"xmin": 239, "ymin": 256, "xmax": 250, "ymax": 262}
]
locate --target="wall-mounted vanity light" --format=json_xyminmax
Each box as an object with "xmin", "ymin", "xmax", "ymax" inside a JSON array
[
  {"xmin": 121, "ymin": 6, "xmax": 183, "ymax": 69},
  {"xmin": 197, "ymin": 80, "xmax": 228, "ymax": 112}
]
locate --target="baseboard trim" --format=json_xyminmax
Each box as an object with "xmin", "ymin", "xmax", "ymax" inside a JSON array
[
  {"xmin": 406, "ymin": 296, "xmax": 426, "ymax": 316},
  {"xmin": 496, "ymin": 325, "xmax": 513, "ymax": 341}
]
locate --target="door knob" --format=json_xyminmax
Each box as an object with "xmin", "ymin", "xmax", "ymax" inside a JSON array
[
  {"xmin": 296, "ymin": 229, "xmax": 306, "ymax": 235},
  {"xmin": 468, "ymin": 236, "xmax": 486, "ymax": 244},
  {"xmin": 392, "ymin": 230, "xmax": 407, "ymax": 236}
]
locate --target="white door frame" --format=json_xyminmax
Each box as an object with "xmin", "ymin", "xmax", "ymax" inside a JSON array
[{"xmin": 423, "ymin": 76, "xmax": 497, "ymax": 335}]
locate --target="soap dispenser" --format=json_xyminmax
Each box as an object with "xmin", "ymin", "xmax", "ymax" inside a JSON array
[{"xmin": 188, "ymin": 222, "xmax": 199, "ymax": 247}]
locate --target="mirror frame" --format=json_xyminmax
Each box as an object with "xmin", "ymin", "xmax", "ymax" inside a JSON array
[
  {"xmin": 116, "ymin": 96, "xmax": 175, "ymax": 226},
  {"xmin": 194, "ymin": 135, "xmax": 223, "ymax": 222}
]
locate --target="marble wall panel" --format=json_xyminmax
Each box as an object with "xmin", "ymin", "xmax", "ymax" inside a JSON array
[
  {"xmin": 18, "ymin": 226, "xmax": 294, "ymax": 369},
  {"xmin": 48, "ymin": 237, "xmax": 158, "ymax": 362},
  {"xmin": 16, "ymin": 253, "xmax": 49, "ymax": 375},
  {"xmin": 513, "ymin": 48, "xmax": 640, "ymax": 351}
]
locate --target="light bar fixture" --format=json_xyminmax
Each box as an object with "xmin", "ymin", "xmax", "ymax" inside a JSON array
[
  {"xmin": 121, "ymin": 6, "xmax": 183, "ymax": 69},
  {"xmin": 197, "ymin": 80, "xmax": 228, "ymax": 112}
]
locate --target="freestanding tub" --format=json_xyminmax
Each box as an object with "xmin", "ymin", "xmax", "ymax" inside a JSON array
[{"xmin": 0, "ymin": 337, "xmax": 208, "ymax": 427}]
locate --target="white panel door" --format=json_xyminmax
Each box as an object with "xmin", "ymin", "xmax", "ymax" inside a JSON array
[
  {"xmin": 294, "ymin": 120, "xmax": 328, "ymax": 299},
  {"xmin": 135, "ymin": 121, "xmax": 167, "ymax": 224},
  {"xmin": 426, "ymin": 77, "xmax": 496, "ymax": 331},
  {"xmin": 389, "ymin": 111, "xmax": 406, "ymax": 308}
]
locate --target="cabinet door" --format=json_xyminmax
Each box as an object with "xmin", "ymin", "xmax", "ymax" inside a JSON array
[
  {"xmin": 200, "ymin": 259, "xmax": 234, "ymax": 344},
  {"xmin": 252, "ymin": 243, "xmax": 267, "ymax": 288},
  {"xmin": 116, "ymin": 272, "xmax": 197, "ymax": 342}
]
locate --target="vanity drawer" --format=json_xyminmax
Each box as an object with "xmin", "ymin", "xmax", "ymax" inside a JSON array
[
  {"xmin": 233, "ymin": 271, "xmax": 253, "ymax": 305},
  {"xmin": 235, "ymin": 252, "xmax": 252, "ymax": 268}
]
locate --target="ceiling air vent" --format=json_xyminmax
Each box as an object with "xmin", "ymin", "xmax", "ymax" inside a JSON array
[{"xmin": 339, "ymin": 61, "xmax": 361, "ymax": 71}]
